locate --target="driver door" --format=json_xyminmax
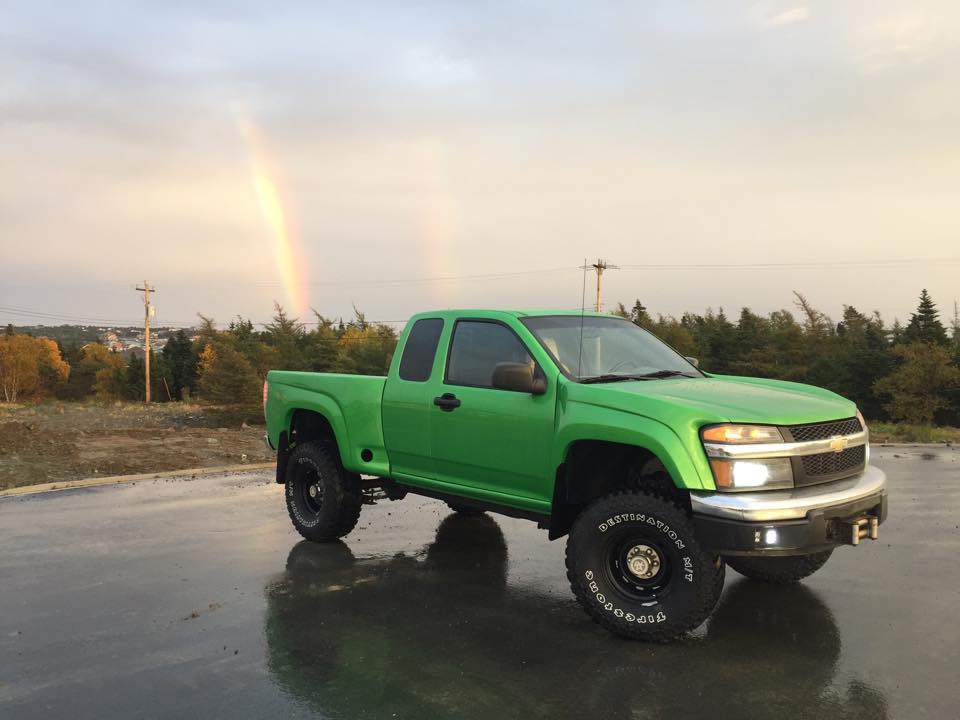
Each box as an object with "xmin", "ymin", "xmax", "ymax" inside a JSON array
[{"xmin": 428, "ymin": 319, "xmax": 556, "ymax": 505}]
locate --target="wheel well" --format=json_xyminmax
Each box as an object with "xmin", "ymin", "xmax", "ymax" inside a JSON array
[
  {"xmin": 547, "ymin": 440, "xmax": 691, "ymax": 540},
  {"xmin": 275, "ymin": 410, "xmax": 340, "ymax": 484}
]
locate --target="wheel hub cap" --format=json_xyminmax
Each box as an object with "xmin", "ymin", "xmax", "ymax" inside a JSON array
[
  {"xmin": 308, "ymin": 484, "xmax": 319, "ymax": 499},
  {"xmin": 625, "ymin": 544, "xmax": 661, "ymax": 580}
]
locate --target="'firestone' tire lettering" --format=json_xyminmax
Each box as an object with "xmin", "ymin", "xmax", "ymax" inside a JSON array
[{"xmin": 583, "ymin": 570, "xmax": 668, "ymax": 624}]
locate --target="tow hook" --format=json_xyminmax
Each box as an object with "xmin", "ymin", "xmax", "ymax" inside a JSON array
[{"xmin": 844, "ymin": 516, "xmax": 879, "ymax": 546}]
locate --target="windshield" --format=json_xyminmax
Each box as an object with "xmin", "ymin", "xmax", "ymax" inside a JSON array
[{"xmin": 521, "ymin": 315, "xmax": 701, "ymax": 381}]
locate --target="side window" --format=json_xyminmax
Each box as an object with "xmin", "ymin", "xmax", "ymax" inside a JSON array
[
  {"xmin": 398, "ymin": 318, "xmax": 444, "ymax": 382},
  {"xmin": 446, "ymin": 321, "xmax": 533, "ymax": 388}
]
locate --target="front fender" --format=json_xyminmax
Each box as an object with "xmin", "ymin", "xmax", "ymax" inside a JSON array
[{"xmin": 554, "ymin": 401, "xmax": 714, "ymax": 491}]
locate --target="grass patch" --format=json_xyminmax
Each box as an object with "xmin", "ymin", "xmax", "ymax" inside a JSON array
[{"xmin": 869, "ymin": 422, "xmax": 960, "ymax": 444}]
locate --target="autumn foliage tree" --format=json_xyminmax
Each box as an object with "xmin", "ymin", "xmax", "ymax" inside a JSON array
[{"xmin": 0, "ymin": 333, "xmax": 69, "ymax": 402}]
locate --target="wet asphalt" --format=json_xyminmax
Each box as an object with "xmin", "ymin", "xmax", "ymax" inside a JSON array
[{"xmin": 1, "ymin": 447, "xmax": 958, "ymax": 719}]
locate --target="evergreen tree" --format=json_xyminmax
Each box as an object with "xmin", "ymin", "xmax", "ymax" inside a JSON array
[
  {"xmin": 306, "ymin": 312, "xmax": 348, "ymax": 372},
  {"xmin": 950, "ymin": 301, "xmax": 960, "ymax": 362},
  {"xmin": 264, "ymin": 303, "xmax": 308, "ymax": 370},
  {"xmin": 684, "ymin": 308, "xmax": 736, "ymax": 374},
  {"xmin": 828, "ymin": 306, "xmax": 893, "ymax": 419},
  {"xmin": 162, "ymin": 330, "xmax": 197, "ymax": 400},
  {"xmin": 628, "ymin": 300, "xmax": 653, "ymax": 329},
  {"xmin": 197, "ymin": 342, "xmax": 261, "ymax": 406},
  {"xmin": 889, "ymin": 319, "xmax": 904, "ymax": 345},
  {"xmin": 903, "ymin": 289, "xmax": 948, "ymax": 345},
  {"xmin": 730, "ymin": 308, "xmax": 769, "ymax": 376},
  {"xmin": 874, "ymin": 343, "xmax": 960, "ymax": 424},
  {"xmin": 125, "ymin": 354, "xmax": 145, "ymax": 401},
  {"xmin": 649, "ymin": 316, "xmax": 697, "ymax": 356}
]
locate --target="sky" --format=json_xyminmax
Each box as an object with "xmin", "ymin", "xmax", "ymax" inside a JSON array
[{"xmin": 1, "ymin": 0, "xmax": 958, "ymax": 330}]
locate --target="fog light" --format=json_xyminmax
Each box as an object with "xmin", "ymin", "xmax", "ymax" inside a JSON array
[{"xmin": 764, "ymin": 529, "xmax": 778, "ymax": 545}]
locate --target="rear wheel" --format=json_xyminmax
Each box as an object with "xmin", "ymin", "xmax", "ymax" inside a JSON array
[
  {"xmin": 725, "ymin": 550, "xmax": 833, "ymax": 584},
  {"xmin": 565, "ymin": 489, "xmax": 724, "ymax": 642},
  {"xmin": 285, "ymin": 442, "xmax": 362, "ymax": 542}
]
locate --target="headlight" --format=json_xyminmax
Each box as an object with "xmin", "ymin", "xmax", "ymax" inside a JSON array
[
  {"xmin": 701, "ymin": 424, "xmax": 792, "ymax": 491},
  {"xmin": 701, "ymin": 424, "xmax": 784, "ymax": 444},
  {"xmin": 708, "ymin": 458, "xmax": 794, "ymax": 491}
]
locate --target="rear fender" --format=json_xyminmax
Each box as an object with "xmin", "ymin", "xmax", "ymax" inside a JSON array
[{"xmin": 278, "ymin": 388, "xmax": 352, "ymax": 470}]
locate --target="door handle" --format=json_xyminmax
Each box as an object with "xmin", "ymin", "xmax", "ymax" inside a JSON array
[{"xmin": 433, "ymin": 393, "xmax": 461, "ymax": 412}]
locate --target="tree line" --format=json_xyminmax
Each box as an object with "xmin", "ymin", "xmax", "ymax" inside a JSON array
[
  {"xmin": 2, "ymin": 290, "xmax": 959, "ymax": 426},
  {"xmin": 1, "ymin": 305, "xmax": 397, "ymax": 411},
  {"xmin": 611, "ymin": 289, "xmax": 960, "ymax": 425}
]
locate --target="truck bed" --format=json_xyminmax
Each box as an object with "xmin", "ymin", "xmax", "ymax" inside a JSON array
[{"xmin": 265, "ymin": 371, "xmax": 388, "ymax": 476}]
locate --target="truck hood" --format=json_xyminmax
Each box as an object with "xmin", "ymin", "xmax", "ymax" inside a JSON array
[{"xmin": 566, "ymin": 374, "xmax": 857, "ymax": 426}]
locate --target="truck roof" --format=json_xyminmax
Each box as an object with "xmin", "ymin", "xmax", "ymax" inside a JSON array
[{"xmin": 408, "ymin": 308, "xmax": 614, "ymax": 321}]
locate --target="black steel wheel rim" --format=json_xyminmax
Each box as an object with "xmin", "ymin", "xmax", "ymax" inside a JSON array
[
  {"xmin": 603, "ymin": 533, "xmax": 673, "ymax": 602},
  {"xmin": 299, "ymin": 467, "xmax": 324, "ymax": 515}
]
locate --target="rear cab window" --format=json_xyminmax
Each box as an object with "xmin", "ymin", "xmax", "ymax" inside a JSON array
[{"xmin": 398, "ymin": 318, "xmax": 444, "ymax": 381}]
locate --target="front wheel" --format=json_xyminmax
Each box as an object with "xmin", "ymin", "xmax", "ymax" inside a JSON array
[
  {"xmin": 285, "ymin": 442, "xmax": 362, "ymax": 542},
  {"xmin": 565, "ymin": 490, "xmax": 724, "ymax": 642},
  {"xmin": 725, "ymin": 550, "xmax": 833, "ymax": 584}
]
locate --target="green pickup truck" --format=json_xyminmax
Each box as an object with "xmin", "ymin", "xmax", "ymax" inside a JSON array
[{"xmin": 264, "ymin": 309, "xmax": 887, "ymax": 641}]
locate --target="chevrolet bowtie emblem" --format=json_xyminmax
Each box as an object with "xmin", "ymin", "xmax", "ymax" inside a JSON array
[{"xmin": 829, "ymin": 436, "xmax": 849, "ymax": 453}]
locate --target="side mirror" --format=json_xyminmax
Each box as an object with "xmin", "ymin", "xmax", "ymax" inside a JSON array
[
  {"xmin": 685, "ymin": 356, "xmax": 700, "ymax": 368},
  {"xmin": 492, "ymin": 362, "xmax": 547, "ymax": 395}
]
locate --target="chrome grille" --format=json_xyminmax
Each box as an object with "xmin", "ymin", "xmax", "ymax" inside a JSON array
[
  {"xmin": 786, "ymin": 417, "xmax": 862, "ymax": 442},
  {"xmin": 800, "ymin": 445, "xmax": 866, "ymax": 480}
]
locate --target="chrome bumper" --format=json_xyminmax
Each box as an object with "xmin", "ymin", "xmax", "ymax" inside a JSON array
[{"xmin": 690, "ymin": 465, "xmax": 887, "ymax": 522}]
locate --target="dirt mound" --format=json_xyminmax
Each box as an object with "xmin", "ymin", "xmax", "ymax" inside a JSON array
[{"xmin": 0, "ymin": 403, "xmax": 273, "ymax": 490}]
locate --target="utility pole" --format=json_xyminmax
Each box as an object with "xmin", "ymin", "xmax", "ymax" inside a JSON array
[
  {"xmin": 135, "ymin": 282, "xmax": 155, "ymax": 403},
  {"xmin": 581, "ymin": 259, "xmax": 619, "ymax": 312}
]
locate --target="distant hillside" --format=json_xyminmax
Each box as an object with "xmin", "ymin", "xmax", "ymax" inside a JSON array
[{"xmin": 8, "ymin": 325, "xmax": 184, "ymax": 345}]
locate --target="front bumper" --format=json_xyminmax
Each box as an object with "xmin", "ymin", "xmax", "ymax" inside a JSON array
[{"xmin": 690, "ymin": 465, "xmax": 887, "ymax": 556}]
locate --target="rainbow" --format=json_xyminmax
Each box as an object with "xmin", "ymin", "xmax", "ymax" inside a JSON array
[
  {"xmin": 236, "ymin": 115, "xmax": 310, "ymax": 317},
  {"xmin": 416, "ymin": 142, "xmax": 459, "ymax": 306}
]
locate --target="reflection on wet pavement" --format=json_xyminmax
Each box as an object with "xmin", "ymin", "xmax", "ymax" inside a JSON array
[{"xmin": 266, "ymin": 515, "xmax": 888, "ymax": 719}]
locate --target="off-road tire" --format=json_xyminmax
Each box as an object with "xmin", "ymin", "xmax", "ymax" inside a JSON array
[
  {"xmin": 285, "ymin": 442, "xmax": 362, "ymax": 542},
  {"xmin": 566, "ymin": 489, "xmax": 724, "ymax": 642},
  {"xmin": 445, "ymin": 501, "xmax": 485, "ymax": 516},
  {"xmin": 725, "ymin": 550, "xmax": 833, "ymax": 584}
]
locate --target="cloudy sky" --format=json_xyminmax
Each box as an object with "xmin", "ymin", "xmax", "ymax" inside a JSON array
[{"xmin": 1, "ymin": 0, "xmax": 958, "ymax": 329}]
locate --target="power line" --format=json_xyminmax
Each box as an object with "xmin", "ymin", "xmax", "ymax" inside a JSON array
[
  {"xmin": 2, "ymin": 256, "xmax": 957, "ymax": 292},
  {"xmin": 0, "ymin": 304, "xmax": 410, "ymax": 331},
  {"xmin": 619, "ymin": 258, "xmax": 960, "ymax": 270}
]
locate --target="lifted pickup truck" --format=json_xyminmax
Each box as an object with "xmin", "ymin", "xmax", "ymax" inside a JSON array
[{"xmin": 264, "ymin": 310, "xmax": 887, "ymax": 641}]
